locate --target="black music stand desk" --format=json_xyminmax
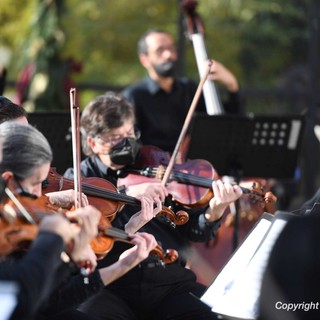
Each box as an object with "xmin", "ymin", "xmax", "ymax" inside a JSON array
[
  {"xmin": 186, "ymin": 114, "xmax": 305, "ymax": 180},
  {"xmin": 186, "ymin": 113, "xmax": 305, "ymax": 250}
]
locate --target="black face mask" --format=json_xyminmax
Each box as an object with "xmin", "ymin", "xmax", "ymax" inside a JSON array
[
  {"xmin": 109, "ymin": 137, "xmax": 141, "ymax": 166},
  {"xmin": 153, "ymin": 60, "xmax": 176, "ymax": 77}
]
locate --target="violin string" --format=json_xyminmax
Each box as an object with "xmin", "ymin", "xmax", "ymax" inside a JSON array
[
  {"xmin": 81, "ymin": 183, "xmax": 141, "ymax": 207},
  {"xmin": 149, "ymin": 167, "xmax": 264, "ymax": 198},
  {"xmin": 149, "ymin": 168, "xmax": 212, "ymax": 187},
  {"xmin": 104, "ymin": 226, "xmax": 130, "ymax": 240}
]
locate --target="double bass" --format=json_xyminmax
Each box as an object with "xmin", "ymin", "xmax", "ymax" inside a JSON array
[
  {"xmin": 181, "ymin": 0, "xmax": 276, "ymax": 284},
  {"xmin": 182, "ymin": 0, "xmax": 224, "ymax": 115}
]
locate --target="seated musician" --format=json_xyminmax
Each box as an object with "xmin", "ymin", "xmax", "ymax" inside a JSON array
[
  {"xmin": 64, "ymin": 92, "xmax": 243, "ymax": 320},
  {"xmin": 0, "ymin": 121, "xmax": 159, "ymax": 320},
  {"xmin": 0, "ymin": 95, "xmax": 91, "ymax": 210}
]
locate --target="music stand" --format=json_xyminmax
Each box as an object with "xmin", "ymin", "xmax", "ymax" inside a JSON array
[{"xmin": 186, "ymin": 113, "xmax": 305, "ymax": 249}]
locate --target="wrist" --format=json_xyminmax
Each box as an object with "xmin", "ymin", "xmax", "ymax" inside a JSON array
[
  {"xmin": 226, "ymin": 80, "xmax": 239, "ymax": 93},
  {"xmin": 205, "ymin": 205, "xmax": 227, "ymax": 222}
]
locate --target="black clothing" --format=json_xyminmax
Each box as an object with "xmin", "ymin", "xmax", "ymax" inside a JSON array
[
  {"xmin": 0, "ymin": 231, "xmax": 70, "ymax": 320},
  {"xmin": 36, "ymin": 267, "xmax": 103, "ymax": 320},
  {"xmin": 259, "ymin": 213, "xmax": 320, "ymax": 320},
  {"xmin": 298, "ymin": 187, "xmax": 320, "ymax": 215},
  {"xmin": 0, "ymin": 230, "xmax": 102, "ymax": 320},
  {"xmin": 122, "ymin": 76, "xmax": 243, "ymax": 153},
  {"xmin": 64, "ymin": 156, "xmax": 221, "ymax": 319}
]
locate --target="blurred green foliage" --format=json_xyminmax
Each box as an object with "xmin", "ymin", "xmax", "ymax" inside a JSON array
[{"xmin": 0, "ymin": 0, "xmax": 312, "ymax": 111}]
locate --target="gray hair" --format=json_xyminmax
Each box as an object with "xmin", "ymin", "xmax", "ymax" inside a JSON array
[{"xmin": 0, "ymin": 122, "xmax": 52, "ymax": 181}]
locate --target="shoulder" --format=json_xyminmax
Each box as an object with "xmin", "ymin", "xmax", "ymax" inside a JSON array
[
  {"xmin": 122, "ymin": 78, "xmax": 149, "ymax": 98},
  {"xmin": 64, "ymin": 157, "xmax": 99, "ymax": 179},
  {"xmin": 176, "ymin": 77, "xmax": 197, "ymax": 87}
]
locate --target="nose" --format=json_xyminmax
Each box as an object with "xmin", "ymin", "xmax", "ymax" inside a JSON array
[
  {"xmin": 163, "ymin": 48, "xmax": 176, "ymax": 60},
  {"xmin": 33, "ymin": 184, "xmax": 43, "ymax": 198}
]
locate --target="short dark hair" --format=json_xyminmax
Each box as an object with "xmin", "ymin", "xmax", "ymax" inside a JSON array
[
  {"xmin": 137, "ymin": 29, "xmax": 169, "ymax": 55},
  {"xmin": 0, "ymin": 96, "xmax": 28, "ymax": 124},
  {"xmin": 81, "ymin": 92, "xmax": 135, "ymax": 156}
]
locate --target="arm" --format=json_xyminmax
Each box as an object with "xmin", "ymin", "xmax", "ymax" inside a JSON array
[
  {"xmin": 98, "ymin": 232, "xmax": 157, "ymax": 285},
  {"xmin": 0, "ymin": 216, "xmax": 72, "ymax": 319},
  {"xmin": 208, "ymin": 60, "xmax": 239, "ymax": 93},
  {"xmin": 178, "ymin": 180, "xmax": 243, "ymax": 243},
  {"xmin": 46, "ymin": 189, "xmax": 89, "ymax": 209},
  {"xmin": 208, "ymin": 60, "xmax": 244, "ymax": 114},
  {"xmin": 125, "ymin": 196, "xmax": 162, "ymax": 234},
  {"xmin": 204, "ymin": 180, "xmax": 243, "ymax": 222},
  {"xmin": 123, "ymin": 182, "xmax": 167, "ymax": 234},
  {"xmin": 39, "ymin": 232, "xmax": 157, "ymax": 314}
]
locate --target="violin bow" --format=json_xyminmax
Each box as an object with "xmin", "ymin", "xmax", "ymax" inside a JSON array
[
  {"xmin": 161, "ymin": 61, "xmax": 212, "ymax": 187},
  {"xmin": 69, "ymin": 88, "xmax": 83, "ymax": 209}
]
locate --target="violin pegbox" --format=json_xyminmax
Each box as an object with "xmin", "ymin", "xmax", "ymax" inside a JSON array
[{"xmin": 247, "ymin": 180, "xmax": 277, "ymax": 214}]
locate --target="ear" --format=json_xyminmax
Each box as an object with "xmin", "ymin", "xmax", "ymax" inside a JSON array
[
  {"xmin": 87, "ymin": 136, "xmax": 100, "ymax": 155},
  {"xmin": 139, "ymin": 54, "xmax": 151, "ymax": 69},
  {"xmin": 1, "ymin": 171, "xmax": 14, "ymax": 182}
]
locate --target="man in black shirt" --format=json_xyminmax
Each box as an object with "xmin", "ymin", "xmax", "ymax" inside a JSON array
[{"xmin": 122, "ymin": 29, "xmax": 243, "ymax": 153}]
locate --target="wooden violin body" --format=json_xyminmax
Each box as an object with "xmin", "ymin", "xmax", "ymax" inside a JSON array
[
  {"xmin": 91, "ymin": 217, "xmax": 178, "ymax": 264},
  {"xmin": 0, "ymin": 186, "xmax": 179, "ymax": 264},
  {"xmin": 0, "ymin": 191, "xmax": 66, "ymax": 257},
  {"xmin": 118, "ymin": 145, "xmax": 219, "ymax": 208},
  {"xmin": 118, "ymin": 146, "xmax": 277, "ymax": 210},
  {"xmin": 43, "ymin": 168, "xmax": 187, "ymax": 226}
]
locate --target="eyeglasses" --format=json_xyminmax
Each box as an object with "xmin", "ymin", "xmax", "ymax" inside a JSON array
[{"xmin": 96, "ymin": 129, "xmax": 141, "ymax": 147}]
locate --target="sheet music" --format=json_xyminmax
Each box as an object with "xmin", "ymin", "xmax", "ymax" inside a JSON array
[
  {"xmin": 201, "ymin": 212, "xmax": 291, "ymax": 320},
  {"xmin": 0, "ymin": 281, "xmax": 18, "ymax": 320}
]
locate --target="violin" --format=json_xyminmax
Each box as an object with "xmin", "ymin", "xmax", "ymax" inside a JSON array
[
  {"xmin": 118, "ymin": 145, "xmax": 218, "ymax": 208},
  {"xmin": 43, "ymin": 168, "xmax": 189, "ymax": 226},
  {"xmin": 0, "ymin": 184, "xmax": 179, "ymax": 265},
  {"xmin": 91, "ymin": 217, "xmax": 178, "ymax": 264},
  {"xmin": 0, "ymin": 189, "xmax": 67, "ymax": 257},
  {"xmin": 117, "ymin": 146, "xmax": 277, "ymax": 211}
]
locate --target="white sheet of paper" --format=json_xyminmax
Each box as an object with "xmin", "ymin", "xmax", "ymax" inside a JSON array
[
  {"xmin": 201, "ymin": 212, "xmax": 290, "ymax": 320},
  {"xmin": 0, "ymin": 281, "xmax": 18, "ymax": 320}
]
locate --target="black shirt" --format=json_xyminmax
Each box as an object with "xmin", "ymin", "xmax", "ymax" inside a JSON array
[{"xmin": 122, "ymin": 76, "xmax": 243, "ymax": 153}]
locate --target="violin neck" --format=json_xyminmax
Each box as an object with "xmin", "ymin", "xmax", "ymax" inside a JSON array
[
  {"xmin": 81, "ymin": 184, "xmax": 141, "ymax": 207},
  {"xmin": 128, "ymin": 167, "xmax": 213, "ymax": 189},
  {"xmin": 171, "ymin": 170, "xmax": 212, "ymax": 188},
  {"xmin": 103, "ymin": 226, "xmax": 130, "ymax": 241}
]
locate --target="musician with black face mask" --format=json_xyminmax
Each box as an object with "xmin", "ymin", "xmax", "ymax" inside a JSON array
[
  {"xmin": 63, "ymin": 92, "xmax": 169, "ymax": 233},
  {"xmin": 64, "ymin": 92, "xmax": 243, "ymax": 320},
  {"xmin": 122, "ymin": 29, "xmax": 244, "ymax": 154}
]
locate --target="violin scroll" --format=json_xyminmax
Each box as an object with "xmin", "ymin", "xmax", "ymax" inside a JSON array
[
  {"xmin": 150, "ymin": 245, "xmax": 179, "ymax": 265},
  {"xmin": 156, "ymin": 206, "xmax": 189, "ymax": 228},
  {"xmin": 242, "ymin": 180, "xmax": 277, "ymax": 214}
]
